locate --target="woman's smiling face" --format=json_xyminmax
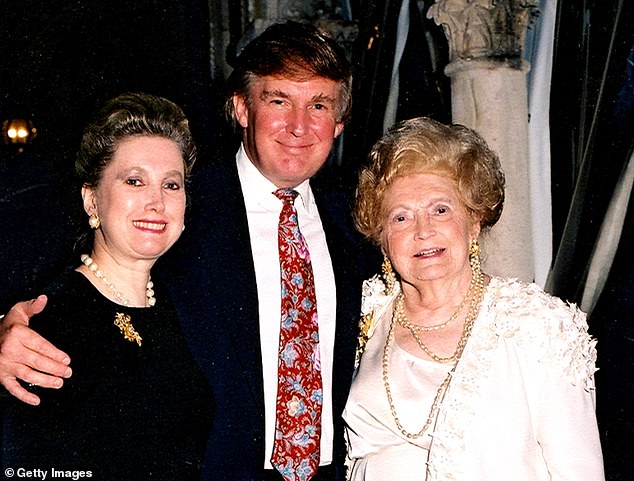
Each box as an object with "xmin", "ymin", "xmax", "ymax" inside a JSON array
[
  {"xmin": 83, "ymin": 136, "xmax": 186, "ymax": 264},
  {"xmin": 381, "ymin": 172, "xmax": 480, "ymax": 288}
]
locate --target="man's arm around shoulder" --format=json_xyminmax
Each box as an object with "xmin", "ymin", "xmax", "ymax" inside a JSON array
[{"xmin": 0, "ymin": 295, "xmax": 72, "ymax": 406}]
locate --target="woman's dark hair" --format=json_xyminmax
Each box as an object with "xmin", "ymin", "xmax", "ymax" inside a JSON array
[
  {"xmin": 76, "ymin": 92, "xmax": 196, "ymax": 189},
  {"xmin": 74, "ymin": 92, "xmax": 196, "ymax": 253}
]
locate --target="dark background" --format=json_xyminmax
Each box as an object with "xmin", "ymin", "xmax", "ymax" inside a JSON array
[{"xmin": 0, "ymin": 0, "xmax": 230, "ymax": 307}]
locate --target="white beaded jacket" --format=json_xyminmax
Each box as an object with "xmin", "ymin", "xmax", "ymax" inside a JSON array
[{"xmin": 351, "ymin": 276, "xmax": 605, "ymax": 481}]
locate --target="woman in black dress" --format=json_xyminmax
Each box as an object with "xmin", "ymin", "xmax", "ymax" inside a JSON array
[{"xmin": 2, "ymin": 92, "xmax": 213, "ymax": 480}]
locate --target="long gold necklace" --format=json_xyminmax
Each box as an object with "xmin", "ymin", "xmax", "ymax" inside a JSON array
[{"xmin": 382, "ymin": 269, "xmax": 485, "ymax": 439}]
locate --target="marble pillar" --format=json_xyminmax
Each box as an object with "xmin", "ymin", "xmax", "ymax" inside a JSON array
[{"xmin": 428, "ymin": 0, "xmax": 539, "ymax": 282}]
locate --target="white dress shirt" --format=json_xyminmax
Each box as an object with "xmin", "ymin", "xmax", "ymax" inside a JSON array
[{"xmin": 236, "ymin": 145, "xmax": 337, "ymax": 469}]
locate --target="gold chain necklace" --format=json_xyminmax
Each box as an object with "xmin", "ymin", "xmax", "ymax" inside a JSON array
[
  {"xmin": 382, "ymin": 269, "xmax": 485, "ymax": 439},
  {"xmin": 396, "ymin": 281, "xmax": 472, "ymax": 332},
  {"xmin": 396, "ymin": 271, "xmax": 485, "ymax": 363}
]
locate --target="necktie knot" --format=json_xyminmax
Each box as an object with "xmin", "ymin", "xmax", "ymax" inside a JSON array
[{"xmin": 274, "ymin": 188, "xmax": 299, "ymax": 205}]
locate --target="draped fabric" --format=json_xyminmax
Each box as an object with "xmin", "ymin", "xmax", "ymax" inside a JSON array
[
  {"xmin": 525, "ymin": 0, "xmax": 557, "ymax": 287},
  {"xmin": 546, "ymin": 0, "xmax": 634, "ymax": 304},
  {"xmin": 545, "ymin": 1, "xmax": 634, "ymax": 479},
  {"xmin": 590, "ymin": 158, "xmax": 634, "ymax": 481},
  {"xmin": 344, "ymin": 0, "xmax": 451, "ymax": 169},
  {"xmin": 584, "ymin": 35, "xmax": 634, "ymax": 481}
]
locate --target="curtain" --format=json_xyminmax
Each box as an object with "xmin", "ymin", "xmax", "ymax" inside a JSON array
[
  {"xmin": 546, "ymin": 1, "xmax": 634, "ymax": 479},
  {"xmin": 546, "ymin": 0, "xmax": 634, "ymax": 304},
  {"xmin": 585, "ymin": 35, "xmax": 634, "ymax": 481},
  {"xmin": 525, "ymin": 0, "xmax": 557, "ymax": 287},
  {"xmin": 344, "ymin": 0, "xmax": 450, "ymax": 169}
]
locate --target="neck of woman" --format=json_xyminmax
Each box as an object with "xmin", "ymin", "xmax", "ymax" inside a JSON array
[
  {"xmin": 77, "ymin": 250, "xmax": 154, "ymax": 307},
  {"xmin": 400, "ymin": 273, "xmax": 473, "ymax": 325}
]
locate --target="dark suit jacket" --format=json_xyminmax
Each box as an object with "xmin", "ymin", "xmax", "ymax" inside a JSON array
[{"xmin": 157, "ymin": 154, "xmax": 379, "ymax": 480}]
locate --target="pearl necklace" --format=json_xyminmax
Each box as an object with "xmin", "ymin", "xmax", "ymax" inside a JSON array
[
  {"xmin": 382, "ymin": 269, "xmax": 485, "ymax": 439},
  {"xmin": 80, "ymin": 254, "xmax": 156, "ymax": 307},
  {"xmin": 396, "ymin": 270, "xmax": 485, "ymax": 363},
  {"xmin": 396, "ymin": 281, "xmax": 471, "ymax": 333}
]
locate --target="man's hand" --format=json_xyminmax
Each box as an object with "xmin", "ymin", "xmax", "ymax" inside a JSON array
[{"xmin": 0, "ymin": 295, "xmax": 72, "ymax": 405}]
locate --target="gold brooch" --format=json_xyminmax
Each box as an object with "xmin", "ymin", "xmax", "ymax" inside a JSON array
[{"xmin": 114, "ymin": 312, "xmax": 142, "ymax": 346}]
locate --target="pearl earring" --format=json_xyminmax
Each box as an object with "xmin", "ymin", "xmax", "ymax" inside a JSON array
[{"xmin": 88, "ymin": 214, "xmax": 101, "ymax": 230}]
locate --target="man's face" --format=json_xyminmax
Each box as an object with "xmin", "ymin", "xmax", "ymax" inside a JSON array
[{"xmin": 233, "ymin": 75, "xmax": 345, "ymax": 188}]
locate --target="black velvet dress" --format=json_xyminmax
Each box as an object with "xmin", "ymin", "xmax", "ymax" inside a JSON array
[{"xmin": 2, "ymin": 270, "xmax": 214, "ymax": 480}]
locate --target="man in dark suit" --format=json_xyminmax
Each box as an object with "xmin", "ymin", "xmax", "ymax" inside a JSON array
[{"xmin": 0, "ymin": 21, "xmax": 378, "ymax": 481}]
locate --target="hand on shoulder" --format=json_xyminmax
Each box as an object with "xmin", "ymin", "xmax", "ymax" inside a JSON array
[{"xmin": 0, "ymin": 295, "xmax": 72, "ymax": 405}]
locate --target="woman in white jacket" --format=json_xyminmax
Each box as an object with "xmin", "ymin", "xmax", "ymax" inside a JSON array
[{"xmin": 343, "ymin": 117, "xmax": 604, "ymax": 481}]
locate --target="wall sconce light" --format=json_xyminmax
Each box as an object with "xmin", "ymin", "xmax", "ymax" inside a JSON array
[{"xmin": 2, "ymin": 118, "xmax": 38, "ymax": 146}]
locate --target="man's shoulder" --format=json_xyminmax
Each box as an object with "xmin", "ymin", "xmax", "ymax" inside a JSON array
[
  {"xmin": 311, "ymin": 164, "xmax": 356, "ymax": 197},
  {"xmin": 310, "ymin": 167, "xmax": 381, "ymax": 278},
  {"xmin": 190, "ymin": 153, "xmax": 240, "ymax": 193},
  {"xmin": 186, "ymin": 153, "xmax": 247, "ymax": 224},
  {"xmin": 310, "ymin": 166, "xmax": 356, "ymax": 223}
]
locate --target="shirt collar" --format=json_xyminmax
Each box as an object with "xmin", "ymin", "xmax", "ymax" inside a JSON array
[{"xmin": 236, "ymin": 143, "xmax": 314, "ymax": 213}]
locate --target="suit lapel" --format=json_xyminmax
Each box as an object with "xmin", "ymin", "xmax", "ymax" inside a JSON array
[
  {"xmin": 311, "ymin": 173, "xmax": 382, "ymax": 465},
  {"xmin": 162, "ymin": 158, "xmax": 265, "ymax": 407},
  {"xmin": 311, "ymin": 177, "xmax": 373, "ymax": 414}
]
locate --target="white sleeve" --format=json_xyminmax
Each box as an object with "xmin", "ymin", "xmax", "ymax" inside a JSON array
[{"xmin": 536, "ymin": 308, "xmax": 605, "ymax": 481}]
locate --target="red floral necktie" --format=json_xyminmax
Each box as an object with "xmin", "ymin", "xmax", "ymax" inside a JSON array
[{"xmin": 270, "ymin": 189, "xmax": 322, "ymax": 481}]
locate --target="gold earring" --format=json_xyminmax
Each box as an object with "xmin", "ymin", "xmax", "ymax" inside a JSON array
[
  {"xmin": 382, "ymin": 255, "xmax": 397, "ymax": 292},
  {"xmin": 469, "ymin": 239, "xmax": 481, "ymax": 276},
  {"xmin": 88, "ymin": 214, "xmax": 101, "ymax": 230}
]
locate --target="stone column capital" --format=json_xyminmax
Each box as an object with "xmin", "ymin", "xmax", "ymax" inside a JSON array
[{"xmin": 427, "ymin": 0, "xmax": 539, "ymax": 66}]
